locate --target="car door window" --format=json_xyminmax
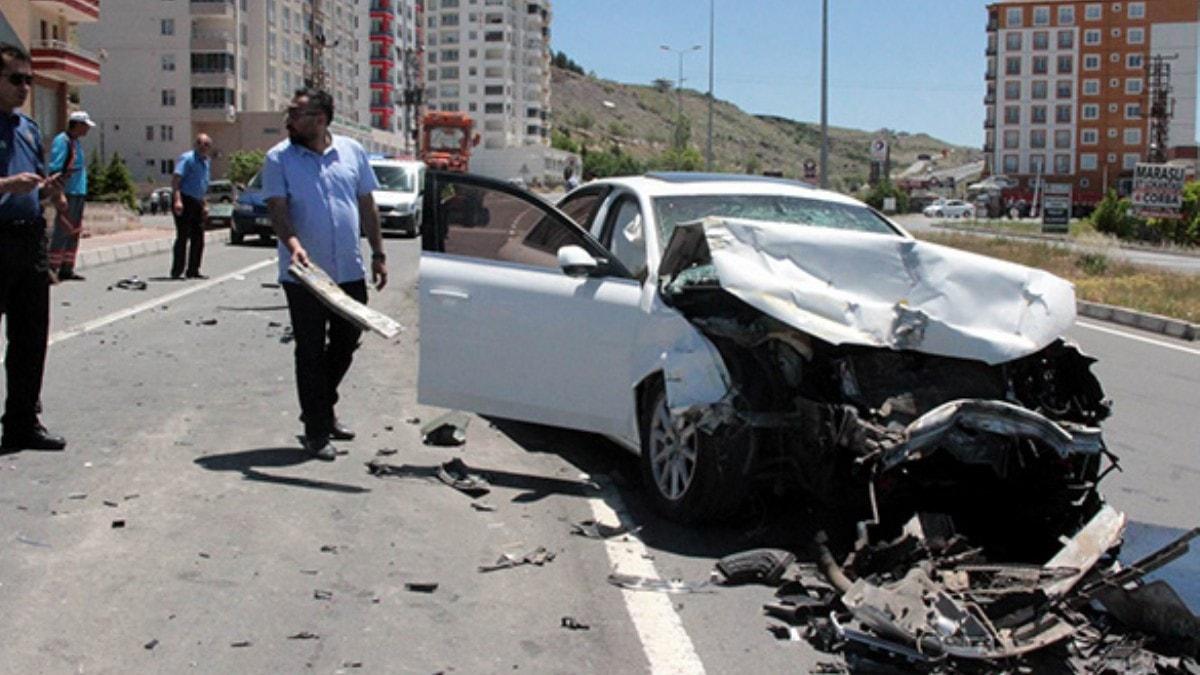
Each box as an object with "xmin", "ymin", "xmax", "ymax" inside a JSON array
[
  {"xmin": 557, "ymin": 186, "xmax": 611, "ymax": 233},
  {"xmin": 426, "ymin": 173, "xmax": 627, "ymax": 276},
  {"xmin": 600, "ymin": 195, "xmax": 648, "ymax": 281}
]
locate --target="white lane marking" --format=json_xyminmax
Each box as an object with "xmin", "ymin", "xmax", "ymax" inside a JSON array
[
  {"xmin": 590, "ymin": 484, "xmax": 706, "ymax": 675},
  {"xmin": 47, "ymin": 259, "xmax": 275, "ymax": 346},
  {"xmin": 1075, "ymin": 320, "xmax": 1200, "ymax": 357}
]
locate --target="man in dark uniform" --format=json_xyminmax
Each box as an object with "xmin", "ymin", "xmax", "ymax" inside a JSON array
[{"xmin": 0, "ymin": 44, "xmax": 66, "ymax": 452}]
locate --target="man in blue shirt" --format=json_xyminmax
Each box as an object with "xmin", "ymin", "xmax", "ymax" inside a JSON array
[
  {"xmin": 170, "ymin": 133, "xmax": 212, "ymax": 279},
  {"xmin": 263, "ymin": 88, "xmax": 387, "ymax": 460},
  {"xmin": 0, "ymin": 44, "xmax": 66, "ymax": 452},
  {"xmin": 47, "ymin": 110, "xmax": 94, "ymax": 281}
]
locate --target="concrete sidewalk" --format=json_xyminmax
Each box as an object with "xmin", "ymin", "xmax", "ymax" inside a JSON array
[{"xmin": 75, "ymin": 226, "xmax": 229, "ymax": 271}]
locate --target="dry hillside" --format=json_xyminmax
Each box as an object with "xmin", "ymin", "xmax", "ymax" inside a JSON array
[{"xmin": 549, "ymin": 67, "xmax": 980, "ymax": 189}]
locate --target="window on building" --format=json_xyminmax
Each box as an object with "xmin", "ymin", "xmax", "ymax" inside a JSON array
[
  {"xmin": 1030, "ymin": 129, "xmax": 1046, "ymax": 148},
  {"xmin": 1033, "ymin": 6, "xmax": 1050, "ymax": 25},
  {"xmin": 1122, "ymin": 153, "xmax": 1140, "ymax": 170},
  {"xmin": 1032, "ymin": 105, "xmax": 1048, "ymax": 123},
  {"xmin": 1084, "ymin": 29, "xmax": 1101, "ymax": 45},
  {"xmin": 145, "ymin": 125, "xmax": 154, "ymax": 141},
  {"xmin": 161, "ymin": 125, "xmax": 174, "ymax": 142},
  {"xmin": 484, "ymin": 102, "xmax": 504, "ymax": 114},
  {"xmin": 1127, "ymin": 28, "xmax": 1144, "ymax": 45},
  {"xmin": 1033, "ymin": 56, "xmax": 1049, "ymax": 74},
  {"xmin": 1054, "ymin": 154, "xmax": 1071, "ymax": 174},
  {"xmin": 1128, "ymin": 2, "xmax": 1145, "ymax": 19},
  {"xmin": 1057, "ymin": 30, "xmax": 1073, "ymax": 49},
  {"xmin": 1004, "ymin": 106, "xmax": 1020, "ymax": 124},
  {"xmin": 161, "ymin": 54, "xmax": 175, "ymax": 72},
  {"xmin": 1080, "ymin": 153, "xmax": 1098, "ymax": 170},
  {"xmin": 1004, "ymin": 80, "xmax": 1020, "ymax": 99},
  {"xmin": 1057, "ymin": 80, "xmax": 1072, "ymax": 98},
  {"xmin": 1054, "ymin": 129, "xmax": 1072, "ymax": 148},
  {"xmin": 1084, "ymin": 54, "xmax": 1100, "ymax": 70},
  {"xmin": 1127, "ymin": 53, "xmax": 1143, "ymax": 69},
  {"xmin": 1082, "ymin": 129, "xmax": 1099, "ymax": 144},
  {"xmin": 484, "ymin": 84, "xmax": 504, "ymax": 95},
  {"xmin": 1006, "ymin": 7, "xmax": 1023, "ymax": 26},
  {"xmin": 1030, "ymin": 155, "xmax": 1046, "ymax": 174},
  {"xmin": 1057, "ymin": 55, "xmax": 1073, "ymax": 74},
  {"xmin": 161, "ymin": 89, "xmax": 175, "ymax": 107},
  {"xmin": 1124, "ymin": 128, "xmax": 1142, "ymax": 145},
  {"xmin": 1058, "ymin": 6, "xmax": 1075, "ymax": 24},
  {"xmin": 1006, "ymin": 32, "xmax": 1022, "ymax": 50},
  {"xmin": 161, "ymin": 159, "xmax": 173, "ymax": 175},
  {"xmin": 1056, "ymin": 105, "xmax": 1072, "ymax": 123},
  {"xmin": 1004, "ymin": 154, "xmax": 1020, "ymax": 173},
  {"xmin": 1033, "ymin": 31, "xmax": 1049, "ymax": 50},
  {"xmin": 1125, "ymin": 103, "xmax": 1142, "ymax": 119},
  {"xmin": 1126, "ymin": 78, "xmax": 1143, "ymax": 94},
  {"xmin": 1083, "ymin": 79, "xmax": 1100, "ymax": 95},
  {"xmin": 1085, "ymin": 3, "xmax": 1102, "ymax": 20},
  {"xmin": 1032, "ymin": 81, "xmax": 1048, "ymax": 99},
  {"xmin": 1082, "ymin": 104, "xmax": 1100, "ymax": 120},
  {"xmin": 441, "ymin": 13, "xmax": 459, "ymax": 26},
  {"xmin": 440, "ymin": 66, "xmax": 459, "ymax": 79},
  {"xmin": 161, "ymin": 18, "xmax": 174, "ymax": 35},
  {"xmin": 441, "ymin": 49, "xmax": 459, "ymax": 61},
  {"xmin": 1006, "ymin": 57, "xmax": 1022, "ymax": 75}
]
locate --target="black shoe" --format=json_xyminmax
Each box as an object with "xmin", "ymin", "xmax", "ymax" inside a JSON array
[
  {"xmin": 304, "ymin": 434, "xmax": 336, "ymax": 461},
  {"xmin": 1, "ymin": 426, "xmax": 67, "ymax": 451},
  {"xmin": 185, "ymin": 272, "xmax": 209, "ymax": 280},
  {"xmin": 59, "ymin": 270, "xmax": 86, "ymax": 281},
  {"xmin": 330, "ymin": 419, "xmax": 356, "ymax": 441},
  {"xmin": 170, "ymin": 273, "xmax": 183, "ymax": 280}
]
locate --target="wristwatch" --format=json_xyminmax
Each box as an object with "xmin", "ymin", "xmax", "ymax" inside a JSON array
[{"xmin": 371, "ymin": 252, "xmax": 387, "ymax": 263}]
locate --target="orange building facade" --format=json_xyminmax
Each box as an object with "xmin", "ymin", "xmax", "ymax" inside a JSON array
[{"xmin": 985, "ymin": 0, "xmax": 1199, "ymax": 205}]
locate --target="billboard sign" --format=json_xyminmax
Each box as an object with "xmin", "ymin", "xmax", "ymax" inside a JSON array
[
  {"xmin": 803, "ymin": 159, "xmax": 817, "ymax": 180},
  {"xmin": 1042, "ymin": 182, "xmax": 1072, "ymax": 232},
  {"xmin": 1132, "ymin": 163, "xmax": 1187, "ymax": 219},
  {"xmin": 870, "ymin": 138, "xmax": 888, "ymax": 162}
]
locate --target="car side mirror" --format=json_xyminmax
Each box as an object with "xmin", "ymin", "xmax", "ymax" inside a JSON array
[{"xmin": 557, "ymin": 245, "xmax": 599, "ymax": 277}]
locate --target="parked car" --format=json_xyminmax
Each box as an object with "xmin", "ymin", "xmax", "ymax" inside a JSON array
[
  {"xmin": 370, "ymin": 159, "xmax": 425, "ymax": 237},
  {"xmin": 922, "ymin": 198, "xmax": 975, "ymax": 218},
  {"xmin": 230, "ymin": 172, "xmax": 271, "ymax": 244},
  {"xmin": 415, "ymin": 170, "xmax": 1112, "ymax": 546},
  {"xmin": 204, "ymin": 179, "xmax": 237, "ymax": 230}
]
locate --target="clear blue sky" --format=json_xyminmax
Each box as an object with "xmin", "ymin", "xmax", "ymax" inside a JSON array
[{"xmin": 551, "ymin": 0, "xmax": 1196, "ymax": 148}]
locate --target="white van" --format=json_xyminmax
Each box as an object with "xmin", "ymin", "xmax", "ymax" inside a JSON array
[{"xmin": 369, "ymin": 159, "xmax": 426, "ymax": 237}]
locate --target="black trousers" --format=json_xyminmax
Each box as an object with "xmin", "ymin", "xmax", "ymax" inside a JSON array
[
  {"xmin": 0, "ymin": 222, "xmax": 50, "ymax": 435},
  {"xmin": 171, "ymin": 195, "xmax": 206, "ymax": 277},
  {"xmin": 283, "ymin": 280, "xmax": 367, "ymax": 439}
]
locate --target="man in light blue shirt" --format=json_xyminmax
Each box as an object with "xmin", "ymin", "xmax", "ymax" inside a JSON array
[
  {"xmin": 263, "ymin": 88, "xmax": 387, "ymax": 460},
  {"xmin": 47, "ymin": 110, "xmax": 93, "ymax": 281},
  {"xmin": 170, "ymin": 134, "xmax": 212, "ymax": 279}
]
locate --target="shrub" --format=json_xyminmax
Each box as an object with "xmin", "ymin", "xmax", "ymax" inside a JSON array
[
  {"xmin": 863, "ymin": 181, "xmax": 909, "ymax": 213},
  {"xmin": 1090, "ymin": 189, "xmax": 1135, "ymax": 239},
  {"xmin": 228, "ymin": 150, "xmax": 265, "ymax": 186},
  {"xmin": 1075, "ymin": 252, "xmax": 1109, "ymax": 276},
  {"xmin": 583, "ymin": 145, "xmax": 644, "ymax": 178}
]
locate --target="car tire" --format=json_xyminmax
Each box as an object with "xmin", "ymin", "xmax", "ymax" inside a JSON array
[
  {"xmin": 230, "ymin": 226, "xmax": 244, "ymax": 245},
  {"xmin": 638, "ymin": 385, "xmax": 742, "ymax": 524}
]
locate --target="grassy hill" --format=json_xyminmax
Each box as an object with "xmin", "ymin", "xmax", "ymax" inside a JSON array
[{"xmin": 549, "ymin": 67, "xmax": 980, "ymax": 190}]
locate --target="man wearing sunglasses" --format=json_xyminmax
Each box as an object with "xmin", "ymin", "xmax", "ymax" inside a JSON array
[
  {"xmin": 0, "ymin": 44, "xmax": 67, "ymax": 452},
  {"xmin": 262, "ymin": 88, "xmax": 386, "ymax": 460},
  {"xmin": 170, "ymin": 133, "xmax": 213, "ymax": 279}
]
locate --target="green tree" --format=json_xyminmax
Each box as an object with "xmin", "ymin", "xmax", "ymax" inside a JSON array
[
  {"xmin": 583, "ymin": 145, "xmax": 644, "ymax": 178},
  {"xmin": 862, "ymin": 181, "xmax": 909, "ymax": 213},
  {"xmin": 86, "ymin": 153, "xmax": 106, "ymax": 198},
  {"xmin": 551, "ymin": 129, "xmax": 580, "ymax": 154},
  {"xmin": 228, "ymin": 149, "xmax": 265, "ymax": 186},
  {"xmin": 650, "ymin": 146, "xmax": 704, "ymax": 172},
  {"xmin": 652, "ymin": 78, "xmax": 673, "ymax": 93},
  {"xmin": 102, "ymin": 153, "xmax": 138, "ymax": 210},
  {"xmin": 671, "ymin": 114, "xmax": 692, "ymax": 151},
  {"xmin": 1090, "ymin": 189, "xmax": 1135, "ymax": 239}
]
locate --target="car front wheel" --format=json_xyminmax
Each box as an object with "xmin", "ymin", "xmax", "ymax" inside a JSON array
[{"xmin": 639, "ymin": 386, "xmax": 742, "ymax": 524}]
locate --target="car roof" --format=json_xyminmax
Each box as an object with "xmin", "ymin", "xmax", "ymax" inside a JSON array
[
  {"xmin": 370, "ymin": 159, "xmax": 425, "ymax": 169},
  {"xmin": 584, "ymin": 172, "xmax": 866, "ymax": 207}
]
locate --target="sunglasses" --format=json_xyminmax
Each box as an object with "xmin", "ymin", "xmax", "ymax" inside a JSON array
[
  {"xmin": 5, "ymin": 73, "xmax": 34, "ymax": 87},
  {"xmin": 284, "ymin": 108, "xmax": 321, "ymax": 119}
]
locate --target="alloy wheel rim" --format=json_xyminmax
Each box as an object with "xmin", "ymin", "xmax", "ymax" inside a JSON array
[{"xmin": 648, "ymin": 400, "xmax": 698, "ymax": 502}]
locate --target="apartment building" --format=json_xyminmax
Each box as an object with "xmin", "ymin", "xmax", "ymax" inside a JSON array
[
  {"xmin": 423, "ymin": 0, "xmax": 551, "ymax": 149},
  {"xmin": 984, "ymin": 0, "xmax": 1199, "ymax": 202},
  {"xmin": 78, "ymin": 0, "xmax": 420, "ymax": 187},
  {"xmin": 0, "ymin": 0, "xmax": 102, "ymax": 137}
]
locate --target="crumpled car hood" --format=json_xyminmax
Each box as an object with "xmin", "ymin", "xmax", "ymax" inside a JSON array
[{"xmin": 658, "ymin": 217, "xmax": 1077, "ymax": 365}]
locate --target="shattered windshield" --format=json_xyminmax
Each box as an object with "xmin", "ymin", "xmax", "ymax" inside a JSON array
[
  {"xmin": 372, "ymin": 165, "xmax": 416, "ymax": 192},
  {"xmin": 652, "ymin": 194, "xmax": 899, "ymax": 244}
]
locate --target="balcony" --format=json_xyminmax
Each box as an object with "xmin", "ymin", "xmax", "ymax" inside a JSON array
[
  {"xmin": 29, "ymin": 39, "xmax": 100, "ymax": 85},
  {"xmin": 984, "ymin": 93, "xmax": 996, "ymax": 104},
  {"xmin": 191, "ymin": 29, "xmax": 235, "ymax": 52},
  {"xmin": 191, "ymin": 70, "xmax": 236, "ymax": 89},
  {"xmin": 30, "ymin": 0, "xmax": 100, "ymax": 23},
  {"xmin": 191, "ymin": 0, "xmax": 236, "ymax": 20},
  {"xmin": 370, "ymin": 0, "xmax": 392, "ymax": 15},
  {"xmin": 986, "ymin": 44, "xmax": 997, "ymax": 56},
  {"xmin": 984, "ymin": 118, "xmax": 995, "ymax": 129},
  {"xmin": 987, "ymin": 18, "xmax": 998, "ymax": 31}
]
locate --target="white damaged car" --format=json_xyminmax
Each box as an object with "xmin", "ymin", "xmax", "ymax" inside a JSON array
[{"xmin": 417, "ymin": 172, "xmax": 1112, "ymax": 556}]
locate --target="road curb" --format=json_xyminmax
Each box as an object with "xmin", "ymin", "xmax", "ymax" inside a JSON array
[
  {"xmin": 1077, "ymin": 300, "xmax": 1198, "ymax": 341},
  {"xmin": 75, "ymin": 229, "xmax": 230, "ymax": 271}
]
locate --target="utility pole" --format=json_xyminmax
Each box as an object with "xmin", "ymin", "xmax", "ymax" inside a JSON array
[
  {"xmin": 660, "ymin": 44, "xmax": 701, "ymax": 147},
  {"xmin": 819, "ymin": 0, "xmax": 829, "ymax": 189},
  {"xmin": 706, "ymin": 0, "xmax": 715, "ymax": 170}
]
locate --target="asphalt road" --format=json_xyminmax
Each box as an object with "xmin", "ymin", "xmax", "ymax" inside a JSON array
[{"xmin": 1, "ymin": 237, "xmax": 1197, "ymax": 673}]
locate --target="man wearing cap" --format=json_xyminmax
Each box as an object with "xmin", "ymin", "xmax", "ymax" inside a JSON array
[
  {"xmin": 0, "ymin": 43, "xmax": 67, "ymax": 452},
  {"xmin": 47, "ymin": 110, "xmax": 94, "ymax": 282},
  {"xmin": 170, "ymin": 134, "xmax": 212, "ymax": 279}
]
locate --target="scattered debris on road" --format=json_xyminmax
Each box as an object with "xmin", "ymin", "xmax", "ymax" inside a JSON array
[
  {"xmin": 479, "ymin": 546, "xmax": 556, "ymax": 573},
  {"xmin": 470, "ymin": 501, "xmax": 496, "ymax": 512},
  {"xmin": 421, "ymin": 412, "xmax": 470, "ymax": 447},
  {"xmin": 319, "ymin": 544, "xmax": 340, "ymax": 554},
  {"xmin": 111, "ymin": 519, "xmax": 126, "ymax": 529},
  {"xmin": 67, "ymin": 492, "xmax": 86, "ymax": 500},
  {"xmin": 405, "ymin": 417, "xmax": 420, "ymax": 425},
  {"xmin": 436, "ymin": 458, "xmax": 489, "ymax": 498},
  {"xmin": 560, "ymin": 616, "xmax": 590, "ymax": 631},
  {"xmin": 230, "ymin": 640, "xmax": 252, "ymax": 648},
  {"xmin": 198, "ymin": 318, "xmax": 218, "ymax": 326},
  {"xmin": 110, "ymin": 276, "xmax": 148, "ymax": 291},
  {"xmin": 715, "ymin": 548, "xmax": 795, "ymax": 586},
  {"xmin": 405, "ymin": 582, "xmax": 439, "ymax": 593},
  {"xmin": 606, "ymin": 573, "xmax": 714, "ymax": 594},
  {"xmin": 375, "ymin": 448, "xmax": 398, "ymax": 457},
  {"xmin": 143, "ymin": 638, "xmax": 158, "ymax": 650},
  {"xmin": 288, "ymin": 261, "xmax": 402, "ymax": 338},
  {"xmin": 103, "ymin": 500, "xmax": 118, "ymax": 508},
  {"xmin": 313, "ymin": 589, "xmax": 333, "ymax": 600},
  {"xmin": 287, "ymin": 631, "xmax": 319, "ymax": 640},
  {"xmin": 570, "ymin": 519, "xmax": 640, "ymax": 541}
]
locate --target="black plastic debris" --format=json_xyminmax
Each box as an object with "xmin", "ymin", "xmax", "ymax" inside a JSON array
[
  {"xmin": 111, "ymin": 276, "xmax": 148, "ymax": 291},
  {"xmin": 111, "ymin": 519, "xmax": 126, "ymax": 529},
  {"xmin": 143, "ymin": 638, "xmax": 159, "ymax": 650},
  {"xmin": 199, "ymin": 318, "xmax": 218, "ymax": 326},
  {"xmin": 606, "ymin": 573, "xmax": 714, "ymax": 594},
  {"xmin": 479, "ymin": 546, "xmax": 556, "ymax": 573},
  {"xmin": 716, "ymin": 549, "xmax": 796, "ymax": 586},
  {"xmin": 261, "ymin": 282, "xmax": 281, "ymax": 289},
  {"xmin": 230, "ymin": 641, "xmax": 252, "ymax": 648},
  {"xmin": 470, "ymin": 501, "xmax": 496, "ymax": 512},
  {"xmin": 405, "ymin": 417, "xmax": 420, "ymax": 425},
  {"xmin": 405, "ymin": 582, "xmax": 439, "ymax": 593},
  {"xmin": 437, "ymin": 458, "xmax": 490, "ymax": 498},
  {"xmin": 421, "ymin": 412, "xmax": 470, "ymax": 446},
  {"xmin": 570, "ymin": 519, "xmax": 640, "ymax": 541},
  {"xmin": 319, "ymin": 544, "xmax": 340, "ymax": 554},
  {"xmin": 376, "ymin": 448, "xmax": 398, "ymax": 457},
  {"xmin": 560, "ymin": 616, "xmax": 590, "ymax": 631},
  {"xmin": 67, "ymin": 492, "xmax": 87, "ymax": 500},
  {"xmin": 103, "ymin": 500, "xmax": 118, "ymax": 508},
  {"xmin": 287, "ymin": 632, "xmax": 319, "ymax": 640},
  {"xmin": 313, "ymin": 589, "xmax": 333, "ymax": 600}
]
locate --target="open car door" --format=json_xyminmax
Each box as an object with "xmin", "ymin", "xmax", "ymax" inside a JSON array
[{"xmin": 417, "ymin": 172, "xmax": 645, "ymax": 439}]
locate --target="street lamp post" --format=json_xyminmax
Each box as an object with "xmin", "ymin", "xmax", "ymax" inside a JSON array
[
  {"xmin": 706, "ymin": 0, "xmax": 715, "ymax": 171},
  {"xmin": 660, "ymin": 44, "xmax": 702, "ymax": 145}
]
